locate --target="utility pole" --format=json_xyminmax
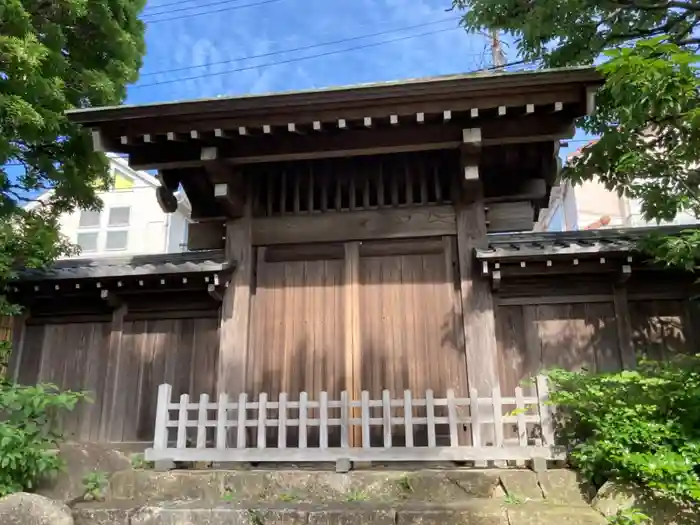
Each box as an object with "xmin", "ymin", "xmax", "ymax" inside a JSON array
[{"xmin": 490, "ymin": 29, "xmax": 505, "ymax": 68}]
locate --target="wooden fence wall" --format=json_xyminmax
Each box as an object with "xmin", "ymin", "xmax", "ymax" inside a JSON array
[
  {"xmin": 494, "ymin": 277, "xmax": 699, "ymax": 395},
  {"xmin": 8, "ymin": 296, "xmax": 220, "ymax": 445},
  {"xmin": 5, "ymin": 268, "xmax": 699, "ymax": 447}
]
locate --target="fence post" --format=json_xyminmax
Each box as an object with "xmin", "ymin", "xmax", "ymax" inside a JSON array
[
  {"xmin": 196, "ymin": 393, "xmax": 209, "ymax": 449},
  {"xmin": 153, "ymin": 384, "xmax": 172, "ymax": 451},
  {"xmin": 320, "ymin": 391, "xmax": 329, "ymax": 449},
  {"xmin": 446, "ymin": 389, "xmax": 458, "ymax": 448},
  {"xmin": 216, "ymin": 393, "xmax": 228, "ymax": 450},
  {"xmin": 382, "ymin": 390, "xmax": 392, "ymax": 448},
  {"xmin": 299, "ymin": 392, "xmax": 308, "ymax": 449},
  {"xmin": 236, "ymin": 393, "xmax": 247, "ymax": 449},
  {"xmin": 514, "ymin": 386, "xmax": 527, "ymax": 467},
  {"xmin": 425, "ymin": 389, "xmax": 436, "ymax": 448},
  {"xmin": 361, "ymin": 390, "xmax": 370, "ymax": 449},
  {"xmin": 340, "ymin": 390, "xmax": 349, "ymax": 449},
  {"xmin": 278, "ymin": 392, "xmax": 288, "ymax": 449},
  {"xmin": 470, "ymin": 388, "xmax": 486, "ymax": 467},
  {"xmin": 536, "ymin": 375, "xmax": 554, "ymax": 445},
  {"xmin": 403, "ymin": 390, "xmax": 413, "ymax": 448},
  {"xmin": 257, "ymin": 392, "xmax": 268, "ymax": 450},
  {"xmin": 176, "ymin": 394, "xmax": 189, "ymax": 449}
]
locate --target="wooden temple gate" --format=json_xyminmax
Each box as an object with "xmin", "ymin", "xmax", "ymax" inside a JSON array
[{"xmin": 17, "ymin": 67, "xmax": 682, "ymax": 461}]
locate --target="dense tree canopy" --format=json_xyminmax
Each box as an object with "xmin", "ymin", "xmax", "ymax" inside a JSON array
[
  {"xmin": 0, "ymin": 0, "xmax": 146, "ymax": 320},
  {"xmin": 453, "ymin": 0, "xmax": 700, "ymax": 267}
]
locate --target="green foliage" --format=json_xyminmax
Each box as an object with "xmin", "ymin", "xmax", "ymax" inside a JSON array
[
  {"xmin": 545, "ymin": 355, "xmax": 700, "ymax": 505},
  {"xmin": 503, "ymin": 492, "xmax": 524, "ymax": 505},
  {"xmin": 1, "ymin": 0, "xmax": 146, "ymax": 218},
  {"xmin": 0, "ymin": 0, "xmax": 145, "ymax": 497},
  {"xmin": 608, "ymin": 508, "xmax": 651, "ymax": 525},
  {"xmin": 0, "ymin": 381, "xmax": 88, "ymax": 496},
  {"xmin": 345, "ymin": 488, "xmax": 369, "ymax": 502},
  {"xmin": 129, "ymin": 453, "xmax": 154, "ymax": 470},
  {"xmin": 452, "ymin": 0, "xmax": 700, "ymax": 268},
  {"xmin": 82, "ymin": 471, "xmax": 107, "ymax": 501}
]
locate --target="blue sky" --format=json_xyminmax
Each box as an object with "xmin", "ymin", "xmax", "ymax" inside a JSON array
[
  {"xmin": 128, "ymin": 0, "xmax": 591, "ymax": 156},
  {"xmin": 129, "ymin": 0, "xmax": 493, "ymax": 104}
]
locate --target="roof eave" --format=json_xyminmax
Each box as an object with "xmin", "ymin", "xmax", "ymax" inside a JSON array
[{"xmin": 66, "ymin": 67, "xmax": 602, "ymax": 126}]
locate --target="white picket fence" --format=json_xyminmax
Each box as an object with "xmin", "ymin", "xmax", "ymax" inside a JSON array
[{"xmin": 145, "ymin": 376, "xmax": 562, "ymax": 465}]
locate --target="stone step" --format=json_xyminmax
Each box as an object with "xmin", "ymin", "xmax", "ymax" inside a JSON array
[
  {"xmin": 106, "ymin": 469, "xmax": 591, "ymax": 506},
  {"xmin": 73, "ymin": 500, "xmax": 608, "ymax": 525}
]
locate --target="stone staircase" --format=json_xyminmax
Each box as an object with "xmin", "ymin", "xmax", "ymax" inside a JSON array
[{"xmin": 72, "ymin": 469, "xmax": 608, "ymax": 524}]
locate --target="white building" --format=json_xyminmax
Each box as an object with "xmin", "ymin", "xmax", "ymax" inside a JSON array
[
  {"xmin": 28, "ymin": 155, "xmax": 191, "ymax": 258},
  {"xmin": 537, "ymin": 144, "xmax": 699, "ymax": 231}
]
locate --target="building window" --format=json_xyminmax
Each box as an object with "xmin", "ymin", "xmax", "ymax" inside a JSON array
[
  {"xmin": 75, "ymin": 206, "xmax": 130, "ymax": 254},
  {"xmin": 105, "ymin": 230, "xmax": 128, "ymax": 251},
  {"xmin": 108, "ymin": 206, "xmax": 130, "ymax": 227},
  {"xmin": 76, "ymin": 232, "xmax": 99, "ymax": 253},
  {"xmin": 78, "ymin": 209, "xmax": 101, "ymax": 228},
  {"xmin": 104, "ymin": 206, "xmax": 130, "ymax": 251}
]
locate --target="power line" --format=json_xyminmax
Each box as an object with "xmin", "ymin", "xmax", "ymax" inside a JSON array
[
  {"xmin": 142, "ymin": 0, "xmax": 285, "ymax": 24},
  {"xmin": 140, "ymin": 17, "xmax": 460, "ymax": 77},
  {"xmin": 142, "ymin": 0, "xmax": 237, "ymax": 15},
  {"xmin": 132, "ymin": 26, "xmax": 462, "ymax": 89}
]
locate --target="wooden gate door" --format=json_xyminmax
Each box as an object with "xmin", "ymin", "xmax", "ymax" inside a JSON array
[
  {"xmin": 248, "ymin": 237, "xmax": 468, "ymax": 447},
  {"xmin": 355, "ymin": 236, "xmax": 469, "ymax": 446}
]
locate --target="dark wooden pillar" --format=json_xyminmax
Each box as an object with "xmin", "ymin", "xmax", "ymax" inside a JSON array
[
  {"xmin": 7, "ymin": 312, "xmax": 29, "ymax": 382},
  {"xmin": 217, "ymin": 201, "xmax": 253, "ymax": 396},
  {"xmin": 613, "ymin": 284, "xmax": 636, "ymax": 369},
  {"xmin": 99, "ymin": 303, "xmax": 127, "ymax": 442},
  {"xmin": 456, "ymin": 132, "xmax": 501, "ymax": 445}
]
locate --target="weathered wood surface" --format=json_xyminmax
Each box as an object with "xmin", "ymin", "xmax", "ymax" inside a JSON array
[
  {"xmin": 146, "ymin": 381, "xmax": 561, "ymax": 463},
  {"xmin": 12, "ymin": 314, "xmax": 219, "ymax": 443},
  {"xmin": 217, "ymin": 202, "xmax": 252, "ymax": 403},
  {"xmin": 456, "ymin": 184, "xmax": 501, "ymax": 448},
  {"xmin": 253, "ymin": 206, "xmax": 457, "ymax": 246}
]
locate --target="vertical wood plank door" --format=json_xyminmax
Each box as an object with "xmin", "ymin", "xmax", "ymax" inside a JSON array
[
  {"xmin": 358, "ymin": 237, "xmax": 468, "ymax": 446},
  {"xmin": 248, "ymin": 244, "xmax": 346, "ymax": 447}
]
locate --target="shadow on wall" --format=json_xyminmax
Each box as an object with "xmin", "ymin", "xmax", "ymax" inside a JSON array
[{"xmin": 495, "ymin": 299, "xmax": 695, "ymax": 397}]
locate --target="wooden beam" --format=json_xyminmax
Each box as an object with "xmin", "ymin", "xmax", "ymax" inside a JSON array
[
  {"xmin": 187, "ymin": 221, "xmax": 225, "ymax": 250},
  {"xmin": 455, "ymin": 184, "xmax": 500, "ymax": 445},
  {"xmin": 586, "ymin": 86, "xmax": 597, "ymax": 115},
  {"xmin": 99, "ymin": 304, "xmax": 127, "ymax": 441},
  {"xmin": 7, "ymin": 312, "xmax": 29, "ymax": 383},
  {"xmin": 214, "ymin": 182, "xmax": 245, "ymax": 218},
  {"xmin": 252, "ymin": 206, "xmax": 456, "ymax": 245},
  {"xmin": 201, "ymin": 147, "xmax": 217, "ymax": 161},
  {"xmin": 91, "ymin": 130, "xmax": 107, "ymax": 152},
  {"xmin": 127, "ymin": 115, "xmax": 575, "ymax": 170},
  {"xmin": 344, "ymin": 242, "xmax": 362, "ymax": 446},
  {"xmin": 613, "ymin": 284, "xmax": 636, "ymax": 369},
  {"xmin": 167, "ymin": 131, "xmax": 187, "ymax": 141},
  {"xmin": 217, "ymin": 202, "xmax": 253, "ymax": 444}
]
